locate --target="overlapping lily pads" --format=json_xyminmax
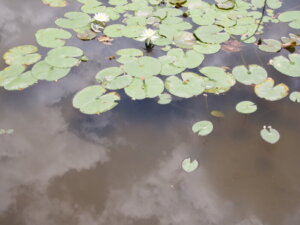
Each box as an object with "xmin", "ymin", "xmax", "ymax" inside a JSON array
[{"xmin": 55, "ymin": 12, "xmax": 91, "ymax": 29}]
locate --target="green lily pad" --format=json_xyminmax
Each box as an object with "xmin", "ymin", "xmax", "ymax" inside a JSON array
[
  {"xmin": 158, "ymin": 93, "xmax": 172, "ymax": 104},
  {"xmin": 215, "ymin": 0, "xmax": 235, "ymax": 9},
  {"xmin": 45, "ymin": 46, "xmax": 83, "ymax": 68},
  {"xmin": 32, "ymin": 60, "xmax": 71, "ymax": 81},
  {"xmin": 2, "ymin": 71, "xmax": 38, "ymax": 91},
  {"xmin": 193, "ymin": 42, "xmax": 221, "ymax": 54},
  {"xmin": 235, "ymin": 101, "xmax": 257, "ymax": 114},
  {"xmin": 35, "ymin": 28, "xmax": 72, "ymax": 48},
  {"xmin": 192, "ymin": 120, "xmax": 213, "ymax": 136},
  {"xmin": 3, "ymin": 45, "xmax": 41, "ymax": 66},
  {"xmin": 254, "ymin": 78, "xmax": 289, "ymax": 101},
  {"xmin": 55, "ymin": 12, "xmax": 91, "ymax": 29},
  {"xmin": 200, "ymin": 67, "xmax": 236, "ymax": 94},
  {"xmin": 167, "ymin": 49, "xmax": 204, "ymax": 69},
  {"xmin": 258, "ymin": 39, "xmax": 282, "ymax": 53},
  {"xmin": 165, "ymin": 72, "xmax": 206, "ymax": 98},
  {"xmin": 159, "ymin": 55, "xmax": 185, "ymax": 76},
  {"xmin": 173, "ymin": 31, "xmax": 196, "ymax": 49},
  {"xmin": 95, "ymin": 67, "xmax": 132, "ymax": 90},
  {"xmin": 182, "ymin": 158, "xmax": 199, "ymax": 173},
  {"xmin": 123, "ymin": 56, "xmax": 161, "ymax": 78},
  {"xmin": 194, "ymin": 25, "xmax": 230, "ymax": 44},
  {"xmin": 271, "ymin": 54, "xmax": 300, "ymax": 77},
  {"xmin": 42, "ymin": 0, "xmax": 67, "ymax": 7},
  {"xmin": 73, "ymin": 85, "xmax": 120, "ymax": 115},
  {"xmin": 124, "ymin": 76, "xmax": 164, "ymax": 100},
  {"xmin": 232, "ymin": 64, "xmax": 267, "ymax": 85},
  {"xmin": 289, "ymin": 91, "xmax": 300, "ymax": 103},
  {"xmin": 278, "ymin": 11, "xmax": 300, "ymax": 29},
  {"xmin": 260, "ymin": 126, "xmax": 280, "ymax": 144},
  {"xmin": 0, "ymin": 65, "xmax": 26, "ymax": 86},
  {"xmin": 104, "ymin": 24, "xmax": 125, "ymax": 37}
]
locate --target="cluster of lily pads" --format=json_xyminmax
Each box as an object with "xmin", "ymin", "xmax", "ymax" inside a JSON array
[{"xmin": 1, "ymin": 0, "xmax": 300, "ymax": 145}]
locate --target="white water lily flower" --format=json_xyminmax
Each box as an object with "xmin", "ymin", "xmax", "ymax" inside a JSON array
[
  {"xmin": 138, "ymin": 29, "xmax": 159, "ymax": 42},
  {"xmin": 94, "ymin": 13, "xmax": 110, "ymax": 22}
]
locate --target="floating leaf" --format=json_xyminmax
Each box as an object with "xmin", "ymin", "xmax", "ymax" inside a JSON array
[
  {"xmin": 104, "ymin": 24, "xmax": 125, "ymax": 37},
  {"xmin": 194, "ymin": 25, "xmax": 230, "ymax": 44},
  {"xmin": 289, "ymin": 91, "xmax": 300, "ymax": 103},
  {"xmin": 278, "ymin": 11, "xmax": 300, "ymax": 29},
  {"xmin": 232, "ymin": 64, "xmax": 267, "ymax": 85},
  {"xmin": 0, "ymin": 65, "xmax": 26, "ymax": 86},
  {"xmin": 165, "ymin": 72, "xmax": 206, "ymax": 98},
  {"xmin": 123, "ymin": 56, "xmax": 161, "ymax": 78},
  {"xmin": 124, "ymin": 76, "xmax": 164, "ymax": 100},
  {"xmin": 158, "ymin": 93, "xmax": 172, "ymax": 104},
  {"xmin": 2, "ymin": 71, "xmax": 38, "ymax": 91},
  {"xmin": 192, "ymin": 120, "xmax": 213, "ymax": 136},
  {"xmin": 73, "ymin": 85, "xmax": 120, "ymax": 115},
  {"xmin": 55, "ymin": 12, "xmax": 91, "ymax": 29},
  {"xmin": 200, "ymin": 67, "xmax": 236, "ymax": 94},
  {"xmin": 42, "ymin": 0, "xmax": 67, "ymax": 7},
  {"xmin": 45, "ymin": 46, "xmax": 83, "ymax": 68},
  {"xmin": 167, "ymin": 48, "xmax": 204, "ymax": 69},
  {"xmin": 210, "ymin": 110, "xmax": 224, "ymax": 117},
  {"xmin": 35, "ymin": 28, "xmax": 72, "ymax": 48},
  {"xmin": 3, "ymin": 45, "xmax": 41, "ymax": 66},
  {"xmin": 260, "ymin": 126, "xmax": 280, "ymax": 144},
  {"xmin": 215, "ymin": 0, "xmax": 235, "ymax": 9},
  {"xmin": 271, "ymin": 54, "xmax": 300, "ymax": 77},
  {"xmin": 173, "ymin": 31, "xmax": 196, "ymax": 49},
  {"xmin": 32, "ymin": 60, "xmax": 70, "ymax": 81},
  {"xmin": 77, "ymin": 30, "xmax": 97, "ymax": 40},
  {"xmin": 182, "ymin": 158, "xmax": 199, "ymax": 173},
  {"xmin": 235, "ymin": 101, "xmax": 257, "ymax": 114},
  {"xmin": 258, "ymin": 39, "xmax": 281, "ymax": 53},
  {"xmin": 254, "ymin": 78, "xmax": 289, "ymax": 101},
  {"xmin": 193, "ymin": 42, "xmax": 221, "ymax": 54}
]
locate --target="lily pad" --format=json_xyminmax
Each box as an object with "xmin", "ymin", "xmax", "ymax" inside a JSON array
[
  {"xmin": 254, "ymin": 78, "xmax": 289, "ymax": 101},
  {"xmin": 55, "ymin": 12, "xmax": 91, "ymax": 29},
  {"xmin": 42, "ymin": 0, "xmax": 67, "ymax": 7},
  {"xmin": 271, "ymin": 54, "xmax": 300, "ymax": 77},
  {"xmin": 260, "ymin": 126, "xmax": 280, "ymax": 144},
  {"xmin": 73, "ymin": 85, "xmax": 120, "ymax": 115},
  {"xmin": 182, "ymin": 158, "xmax": 199, "ymax": 173},
  {"xmin": 194, "ymin": 25, "xmax": 230, "ymax": 44},
  {"xmin": 45, "ymin": 46, "xmax": 83, "ymax": 68},
  {"xmin": 215, "ymin": 0, "xmax": 235, "ymax": 9},
  {"xmin": 2, "ymin": 71, "xmax": 38, "ymax": 91},
  {"xmin": 278, "ymin": 11, "xmax": 300, "ymax": 29},
  {"xmin": 124, "ymin": 76, "xmax": 164, "ymax": 100},
  {"xmin": 104, "ymin": 24, "xmax": 125, "ymax": 37},
  {"xmin": 0, "ymin": 65, "xmax": 26, "ymax": 86},
  {"xmin": 167, "ymin": 49, "xmax": 204, "ymax": 69},
  {"xmin": 116, "ymin": 48, "xmax": 143, "ymax": 57},
  {"xmin": 232, "ymin": 64, "xmax": 267, "ymax": 85},
  {"xmin": 123, "ymin": 56, "xmax": 161, "ymax": 78},
  {"xmin": 165, "ymin": 72, "xmax": 206, "ymax": 98},
  {"xmin": 192, "ymin": 120, "xmax": 213, "ymax": 136},
  {"xmin": 193, "ymin": 42, "xmax": 221, "ymax": 54},
  {"xmin": 3, "ymin": 45, "xmax": 41, "ymax": 66},
  {"xmin": 235, "ymin": 101, "xmax": 257, "ymax": 114},
  {"xmin": 32, "ymin": 60, "xmax": 71, "ymax": 81},
  {"xmin": 35, "ymin": 28, "xmax": 72, "ymax": 48},
  {"xmin": 158, "ymin": 93, "xmax": 172, "ymax": 104},
  {"xmin": 289, "ymin": 91, "xmax": 300, "ymax": 103},
  {"xmin": 258, "ymin": 39, "xmax": 281, "ymax": 53},
  {"xmin": 210, "ymin": 110, "xmax": 224, "ymax": 117}
]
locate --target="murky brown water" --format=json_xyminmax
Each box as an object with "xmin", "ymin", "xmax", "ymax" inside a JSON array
[{"xmin": 1, "ymin": 0, "xmax": 300, "ymax": 225}]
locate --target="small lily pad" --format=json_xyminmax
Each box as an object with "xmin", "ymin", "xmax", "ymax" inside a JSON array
[
  {"xmin": 32, "ymin": 60, "xmax": 71, "ymax": 81},
  {"xmin": 271, "ymin": 54, "xmax": 300, "ymax": 77},
  {"xmin": 258, "ymin": 39, "xmax": 281, "ymax": 53},
  {"xmin": 116, "ymin": 48, "xmax": 143, "ymax": 57},
  {"xmin": 3, "ymin": 45, "xmax": 41, "ymax": 66},
  {"xmin": 235, "ymin": 101, "xmax": 257, "ymax": 114},
  {"xmin": 194, "ymin": 25, "xmax": 230, "ymax": 44},
  {"xmin": 232, "ymin": 64, "xmax": 267, "ymax": 85},
  {"xmin": 260, "ymin": 126, "xmax": 280, "ymax": 144},
  {"xmin": 192, "ymin": 120, "xmax": 213, "ymax": 136},
  {"xmin": 254, "ymin": 78, "xmax": 289, "ymax": 101},
  {"xmin": 35, "ymin": 28, "xmax": 72, "ymax": 48},
  {"xmin": 289, "ymin": 91, "xmax": 300, "ymax": 103},
  {"xmin": 182, "ymin": 158, "xmax": 199, "ymax": 173},
  {"xmin": 42, "ymin": 0, "xmax": 67, "ymax": 7},
  {"xmin": 73, "ymin": 85, "xmax": 120, "ymax": 115},
  {"xmin": 45, "ymin": 46, "xmax": 83, "ymax": 68},
  {"xmin": 158, "ymin": 93, "xmax": 172, "ymax": 104},
  {"xmin": 55, "ymin": 12, "xmax": 91, "ymax": 29}
]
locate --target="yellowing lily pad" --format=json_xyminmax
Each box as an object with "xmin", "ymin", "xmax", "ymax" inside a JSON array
[
  {"xmin": 255, "ymin": 78, "xmax": 289, "ymax": 101},
  {"xmin": 3, "ymin": 45, "xmax": 41, "ymax": 66}
]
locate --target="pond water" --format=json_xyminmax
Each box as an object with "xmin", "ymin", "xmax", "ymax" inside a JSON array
[{"xmin": 1, "ymin": 0, "xmax": 300, "ymax": 225}]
